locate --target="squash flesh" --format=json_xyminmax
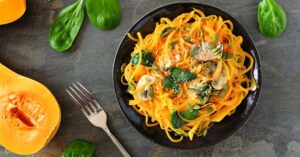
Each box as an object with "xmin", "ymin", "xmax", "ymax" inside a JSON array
[
  {"xmin": 0, "ymin": 0, "xmax": 26, "ymax": 25},
  {"xmin": 0, "ymin": 64, "xmax": 61, "ymax": 155}
]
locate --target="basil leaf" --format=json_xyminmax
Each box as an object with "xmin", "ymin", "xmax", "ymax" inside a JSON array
[
  {"xmin": 164, "ymin": 68, "xmax": 196, "ymax": 94},
  {"xmin": 49, "ymin": 0, "xmax": 84, "ymax": 52},
  {"xmin": 86, "ymin": 0, "xmax": 122, "ymax": 31},
  {"xmin": 131, "ymin": 49, "xmax": 155, "ymax": 67},
  {"xmin": 181, "ymin": 109, "xmax": 199, "ymax": 120},
  {"xmin": 170, "ymin": 67, "xmax": 197, "ymax": 83},
  {"xmin": 258, "ymin": 0, "xmax": 287, "ymax": 37},
  {"xmin": 61, "ymin": 140, "xmax": 96, "ymax": 157},
  {"xmin": 171, "ymin": 111, "xmax": 185, "ymax": 129},
  {"xmin": 161, "ymin": 27, "xmax": 175, "ymax": 37}
]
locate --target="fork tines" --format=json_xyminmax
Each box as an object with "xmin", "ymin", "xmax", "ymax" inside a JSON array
[{"xmin": 66, "ymin": 81, "xmax": 102, "ymax": 116}]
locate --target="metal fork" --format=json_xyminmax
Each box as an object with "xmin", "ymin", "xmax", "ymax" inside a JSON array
[{"xmin": 66, "ymin": 82, "xmax": 131, "ymax": 157}]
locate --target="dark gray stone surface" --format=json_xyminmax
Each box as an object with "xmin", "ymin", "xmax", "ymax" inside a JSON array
[{"xmin": 0, "ymin": 0, "xmax": 299, "ymax": 156}]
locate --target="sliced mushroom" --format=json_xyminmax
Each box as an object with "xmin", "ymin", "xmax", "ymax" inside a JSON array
[
  {"xmin": 136, "ymin": 75, "xmax": 156, "ymax": 101},
  {"xmin": 191, "ymin": 42, "xmax": 223, "ymax": 61},
  {"xmin": 212, "ymin": 66, "xmax": 228, "ymax": 90}
]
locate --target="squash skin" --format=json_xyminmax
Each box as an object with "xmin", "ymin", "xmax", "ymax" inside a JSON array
[
  {"xmin": 0, "ymin": 0, "xmax": 26, "ymax": 25},
  {"xmin": 0, "ymin": 64, "xmax": 61, "ymax": 155}
]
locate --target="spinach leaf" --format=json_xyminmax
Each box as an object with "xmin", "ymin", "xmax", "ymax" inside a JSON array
[
  {"xmin": 163, "ymin": 76, "xmax": 175, "ymax": 88},
  {"xmin": 49, "ymin": 0, "xmax": 84, "ymax": 52},
  {"xmin": 258, "ymin": 0, "xmax": 287, "ymax": 37},
  {"xmin": 131, "ymin": 49, "xmax": 155, "ymax": 67},
  {"xmin": 171, "ymin": 111, "xmax": 185, "ymax": 129},
  {"xmin": 164, "ymin": 67, "xmax": 196, "ymax": 94},
  {"xmin": 181, "ymin": 109, "xmax": 199, "ymax": 120},
  {"xmin": 86, "ymin": 0, "xmax": 122, "ymax": 31},
  {"xmin": 161, "ymin": 27, "xmax": 176, "ymax": 37},
  {"xmin": 163, "ymin": 76, "xmax": 181, "ymax": 94},
  {"xmin": 171, "ymin": 67, "xmax": 197, "ymax": 83},
  {"xmin": 61, "ymin": 140, "xmax": 96, "ymax": 157}
]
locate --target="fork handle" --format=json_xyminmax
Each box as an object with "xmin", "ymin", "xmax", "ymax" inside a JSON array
[{"xmin": 102, "ymin": 126, "xmax": 131, "ymax": 157}]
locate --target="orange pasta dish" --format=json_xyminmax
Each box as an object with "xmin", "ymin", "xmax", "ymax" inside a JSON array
[{"xmin": 121, "ymin": 9, "xmax": 257, "ymax": 142}]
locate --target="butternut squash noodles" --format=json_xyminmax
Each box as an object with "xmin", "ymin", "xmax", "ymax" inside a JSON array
[{"xmin": 121, "ymin": 9, "xmax": 257, "ymax": 142}]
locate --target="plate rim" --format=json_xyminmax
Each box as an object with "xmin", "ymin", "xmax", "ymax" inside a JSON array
[{"xmin": 112, "ymin": 1, "xmax": 262, "ymax": 149}]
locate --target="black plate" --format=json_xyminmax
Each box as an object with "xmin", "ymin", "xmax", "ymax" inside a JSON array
[{"xmin": 113, "ymin": 2, "xmax": 262, "ymax": 149}]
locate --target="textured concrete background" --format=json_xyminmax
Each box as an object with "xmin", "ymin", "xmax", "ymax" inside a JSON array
[{"xmin": 0, "ymin": 0, "xmax": 299, "ymax": 156}]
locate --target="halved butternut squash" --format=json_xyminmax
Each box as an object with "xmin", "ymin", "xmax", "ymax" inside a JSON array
[
  {"xmin": 0, "ymin": 0, "xmax": 26, "ymax": 25},
  {"xmin": 0, "ymin": 64, "xmax": 61, "ymax": 155}
]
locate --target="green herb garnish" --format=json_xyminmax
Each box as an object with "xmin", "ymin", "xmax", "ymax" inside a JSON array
[
  {"xmin": 170, "ymin": 67, "xmax": 197, "ymax": 83},
  {"xmin": 181, "ymin": 109, "xmax": 199, "ymax": 120},
  {"xmin": 161, "ymin": 27, "xmax": 176, "ymax": 37},
  {"xmin": 131, "ymin": 49, "xmax": 155, "ymax": 67},
  {"xmin": 163, "ymin": 76, "xmax": 181, "ymax": 94},
  {"xmin": 163, "ymin": 67, "xmax": 196, "ymax": 94}
]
